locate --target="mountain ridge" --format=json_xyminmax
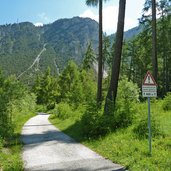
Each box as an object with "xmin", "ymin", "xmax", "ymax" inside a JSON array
[
  {"xmin": 0, "ymin": 17, "xmax": 141, "ymax": 82},
  {"xmin": 0, "ymin": 17, "xmax": 99, "ymax": 79}
]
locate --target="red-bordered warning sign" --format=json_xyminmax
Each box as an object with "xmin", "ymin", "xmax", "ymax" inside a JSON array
[
  {"xmin": 142, "ymin": 71, "xmax": 157, "ymax": 97},
  {"xmin": 142, "ymin": 71, "xmax": 157, "ymax": 86}
]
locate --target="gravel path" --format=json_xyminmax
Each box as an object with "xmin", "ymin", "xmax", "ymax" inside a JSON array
[{"xmin": 21, "ymin": 113, "xmax": 125, "ymax": 171}]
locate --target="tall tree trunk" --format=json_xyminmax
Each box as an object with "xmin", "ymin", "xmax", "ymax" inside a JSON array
[
  {"xmin": 104, "ymin": 0, "xmax": 126, "ymax": 114},
  {"xmin": 152, "ymin": 0, "xmax": 158, "ymax": 82},
  {"xmin": 161, "ymin": 11, "xmax": 168, "ymax": 96},
  {"xmin": 97, "ymin": 0, "xmax": 103, "ymax": 105}
]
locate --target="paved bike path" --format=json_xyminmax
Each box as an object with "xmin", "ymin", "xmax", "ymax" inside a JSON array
[{"xmin": 21, "ymin": 114, "xmax": 124, "ymax": 171}]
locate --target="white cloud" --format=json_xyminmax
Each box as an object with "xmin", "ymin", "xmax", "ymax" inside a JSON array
[
  {"xmin": 80, "ymin": 5, "xmax": 139, "ymax": 35},
  {"xmin": 124, "ymin": 17, "xmax": 138, "ymax": 31},
  {"xmin": 103, "ymin": 6, "xmax": 118, "ymax": 35},
  {"xmin": 34, "ymin": 22, "xmax": 44, "ymax": 27},
  {"xmin": 80, "ymin": 9, "xmax": 98, "ymax": 22},
  {"xmin": 38, "ymin": 12, "xmax": 50, "ymax": 23},
  {"xmin": 80, "ymin": 6, "xmax": 118, "ymax": 35}
]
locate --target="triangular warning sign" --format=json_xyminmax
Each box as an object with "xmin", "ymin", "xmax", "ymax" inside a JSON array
[{"xmin": 143, "ymin": 71, "xmax": 157, "ymax": 86}]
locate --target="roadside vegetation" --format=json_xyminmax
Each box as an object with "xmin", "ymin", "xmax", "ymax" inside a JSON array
[
  {"xmin": 0, "ymin": 71, "xmax": 36, "ymax": 170},
  {"xmin": 49, "ymin": 95, "xmax": 171, "ymax": 171},
  {"xmin": 45, "ymin": 57, "xmax": 170, "ymax": 170}
]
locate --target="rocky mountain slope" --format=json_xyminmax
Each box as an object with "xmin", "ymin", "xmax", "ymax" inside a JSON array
[
  {"xmin": 0, "ymin": 16, "xmax": 141, "ymax": 81},
  {"xmin": 0, "ymin": 17, "xmax": 98, "ymax": 78}
]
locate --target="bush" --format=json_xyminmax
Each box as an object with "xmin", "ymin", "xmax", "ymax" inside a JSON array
[
  {"xmin": 114, "ymin": 78, "xmax": 140, "ymax": 127},
  {"xmin": 81, "ymin": 78, "xmax": 140, "ymax": 138},
  {"xmin": 0, "ymin": 120, "xmax": 14, "ymax": 140},
  {"xmin": 81, "ymin": 101, "xmax": 118, "ymax": 138},
  {"xmin": 10, "ymin": 93, "xmax": 36, "ymax": 115},
  {"xmin": 52, "ymin": 102, "xmax": 73, "ymax": 120},
  {"xmin": 36, "ymin": 105, "xmax": 47, "ymax": 113},
  {"xmin": 162, "ymin": 92, "xmax": 171, "ymax": 111},
  {"xmin": 0, "ymin": 73, "xmax": 36, "ymax": 140},
  {"xmin": 81, "ymin": 102, "xmax": 103, "ymax": 138},
  {"xmin": 0, "ymin": 137, "xmax": 3, "ymax": 149},
  {"xmin": 117, "ymin": 77, "xmax": 140, "ymax": 102},
  {"xmin": 133, "ymin": 117, "xmax": 162, "ymax": 139}
]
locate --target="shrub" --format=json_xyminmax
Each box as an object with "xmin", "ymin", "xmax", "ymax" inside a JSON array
[
  {"xmin": 81, "ymin": 101, "xmax": 102, "ymax": 138},
  {"xmin": 162, "ymin": 92, "xmax": 171, "ymax": 111},
  {"xmin": 114, "ymin": 77, "xmax": 140, "ymax": 127},
  {"xmin": 0, "ymin": 120, "xmax": 14, "ymax": 140},
  {"xmin": 36, "ymin": 105, "xmax": 47, "ymax": 113},
  {"xmin": 117, "ymin": 77, "xmax": 140, "ymax": 102},
  {"xmin": 0, "ymin": 137, "xmax": 4, "ymax": 149},
  {"xmin": 10, "ymin": 93, "xmax": 36, "ymax": 115},
  {"xmin": 133, "ymin": 117, "xmax": 162, "ymax": 139},
  {"xmin": 81, "ymin": 78, "xmax": 140, "ymax": 138},
  {"xmin": 0, "ymin": 73, "xmax": 36, "ymax": 140},
  {"xmin": 81, "ymin": 101, "xmax": 117, "ymax": 138},
  {"xmin": 52, "ymin": 102, "xmax": 73, "ymax": 120}
]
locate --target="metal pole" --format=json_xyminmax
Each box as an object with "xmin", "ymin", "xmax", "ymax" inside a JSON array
[{"xmin": 148, "ymin": 97, "xmax": 152, "ymax": 155}]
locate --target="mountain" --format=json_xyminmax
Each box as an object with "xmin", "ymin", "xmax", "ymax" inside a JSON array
[
  {"xmin": 0, "ymin": 16, "xmax": 141, "ymax": 82},
  {"xmin": 109, "ymin": 26, "xmax": 142, "ymax": 43},
  {"xmin": 0, "ymin": 17, "xmax": 99, "ymax": 80},
  {"xmin": 124, "ymin": 26, "xmax": 142, "ymax": 40}
]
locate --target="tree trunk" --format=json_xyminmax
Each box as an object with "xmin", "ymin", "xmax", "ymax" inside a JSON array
[
  {"xmin": 97, "ymin": 0, "xmax": 103, "ymax": 105},
  {"xmin": 152, "ymin": 0, "xmax": 158, "ymax": 83},
  {"xmin": 104, "ymin": 0, "xmax": 126, "ymax": 114}
]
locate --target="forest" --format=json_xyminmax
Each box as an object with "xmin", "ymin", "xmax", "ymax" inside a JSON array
[{"xmin": 0, "ymin": 0, "xmax": 171, "ymax": 170}]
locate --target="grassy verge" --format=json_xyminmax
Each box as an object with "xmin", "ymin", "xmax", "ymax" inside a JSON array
[
  {"xmin": 49, "ymin": 100, "xmax": 171, "ymax": 171},
  {"xmin": 0, "ymin": 112, "xmax": 35, "ymax": 171}
]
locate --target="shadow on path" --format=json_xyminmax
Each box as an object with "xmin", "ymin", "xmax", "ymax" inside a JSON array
[
  {"xmin": 21, "ymin": 130, "xmax": 77, "ymax": 145},
  {"xmin": 21, "ymin": 114, "xmax": 125, "ymax": 171}
]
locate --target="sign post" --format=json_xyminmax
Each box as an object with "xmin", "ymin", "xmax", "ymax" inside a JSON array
[
  {"xmin": 142, "ymin": 71, "xmax": 157, "ymax": 155},
  {"xmin": 148, "ymin": 97, "xmax": 152, "ymax": 155}
]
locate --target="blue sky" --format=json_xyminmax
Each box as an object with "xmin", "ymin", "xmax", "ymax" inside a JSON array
[{"xmin": 0, "ymin": 0, "xmax": 145, "ymax": 34}]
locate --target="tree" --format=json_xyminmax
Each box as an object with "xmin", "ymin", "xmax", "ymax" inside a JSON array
[
  {"xmin": 58, "ymin": 61, "xmax": 83, "ymax": 105},
  {"xmin": 139, "ymin": 0, "xmax": 171, "ymax": 95},
  {"xmin": 83, "ymin": 42, "xmax": 96, "ymax": 70},
  {"xmin": 152, "ymin": 0, "xmax": 158, "ymax": 82},
  {"xmin": 140, "ymin": 0, "xmax": 158, "ymax": 82},
  {"xmin": 86, "ymin": 0, "xmax": 108, "ymax": 105},
  {"xmin": 0, "ymin": 71, "xmax": 31, "ymax": 139},
  {"xmin": 157, "ymin": 0, "xmax": 171, "ymax": 95},
  {"xmin": 58, "ymin": 60, "xmax": 97, "ymax": 106},
  {"xmin": 104, "ymin": 0, "xmax": 126, "ymax": 114},
  {"xmin": 32, "ymin": 67, "xmax": 58, "ymax": 109},
  {"xmin": 103, "ymin": 34, "xmax": 112, "ymax": 68}
]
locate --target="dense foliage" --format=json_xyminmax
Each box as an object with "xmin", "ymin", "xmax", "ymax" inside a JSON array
[
  {"xmin": 0, "ymin": 70, "xmax": 36, "ymax": 140},
  {"xmin": 46, "ymin": 63, "xmax": 140, "ymax": 138},
  {"xmin": 133, "ymin": 116, "xmax": 162, "ymax": 139},
  {"xmin": 162, "ymin": 92, "xmax": 171, "ymax": 110},
  {"xmin": 32, "ymin": 67, "xmax": 58, "ymax": 110},
  {"xmin": 120, "ymin": 0, "xmax": 171, "ymax": 96},
  {"xmin": 0, "ymin": 70, "xmax": 36, "ymax": 170}
]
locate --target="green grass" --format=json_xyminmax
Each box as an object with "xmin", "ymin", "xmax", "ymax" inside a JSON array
[
  {"xmin": 0, "ymin": 112, "xmax": 35, "ymax": 171},
  {"xmin": 49, "ymin": 100, "xmax": 171, "ymax": 171}
]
